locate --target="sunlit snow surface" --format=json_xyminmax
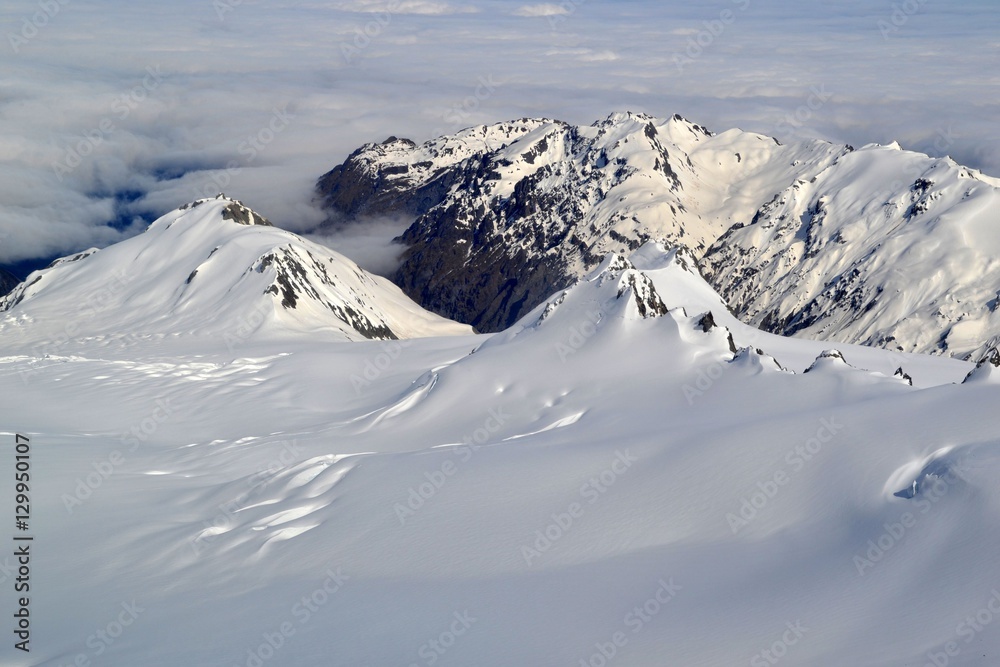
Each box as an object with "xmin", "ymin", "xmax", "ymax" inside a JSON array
[{"xmin": 1, "ymin": 211, "xmax": 998, "ymax": 666}]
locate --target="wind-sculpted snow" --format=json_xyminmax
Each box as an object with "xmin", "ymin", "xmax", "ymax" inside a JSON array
[
  {"xmin": 3, "ymin": 239, "xmax": 997, "ymax": 666},
  {"xmin": 319, "ymin": 113, "xmax": 1000, "ymax": 360}
]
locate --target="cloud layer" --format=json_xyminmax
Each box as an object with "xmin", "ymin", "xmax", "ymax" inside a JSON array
[{"xmin": 1, "ymin": 0, "xmax": 997, "ymax": 269}]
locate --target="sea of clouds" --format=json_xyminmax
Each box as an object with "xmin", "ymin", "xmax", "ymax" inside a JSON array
[{"xmin": 1, "ymin": 0, "xmax": 997, "ymax": 274}]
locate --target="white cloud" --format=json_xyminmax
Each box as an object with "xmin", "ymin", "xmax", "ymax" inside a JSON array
[
  {"xmin": 307, "ymin": 216, "xmax": 414, "ymax": 277},
  {"xmin": 545, "ymin": 48, "xmax": 619, "ymax": 62},
  {"xmin": 333, "ymin": 0, "xmax": 479, "ymax": 15},
  {"xmin": 513, "ymin": 3, "xmax": 570, "ymax": 17},
  {"xmin": 579, "ymin": 50, "xmax": 619, "ymax": 62}
]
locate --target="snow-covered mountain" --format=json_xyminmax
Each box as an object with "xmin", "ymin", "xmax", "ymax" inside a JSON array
[
  {"xmin": 316, "ymin": 113, "xmax": 1000, "ymax": 359},
  {"xmin": 5, "ymin": 114, "xmax": 1000, "ymax": 666},
  {"xmin": 701, "ymin": 143, "xmax": 1000, "ymax": 360},
  {"xmin": 0, "ymin": 195, "xmax": 470, "ymax": 349},
  {"xmin": 317, "ymin": 112, "xmax": 845, "ymax": 332},
  {"xmin": 6, "ymin": 236, "xmax": 998, "ymax": 666}
]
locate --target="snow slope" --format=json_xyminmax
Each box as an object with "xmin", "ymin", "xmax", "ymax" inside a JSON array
[
  {"xmin": 0, "ymin": 195, "xmax": 471, "ymax": 349},
  {"xmin": 4, "ymin": 238, "xmax": 999, "ymax": 666},
  {"xmin": 627, "ymin": 243, "xmax": 967, "ymax": 388}
]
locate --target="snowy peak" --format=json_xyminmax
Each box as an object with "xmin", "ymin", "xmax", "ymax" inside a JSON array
[
  {"xmin": 317, "ymin": 113, "xmax": 844, "ymax": 332},
  {"xmin": 487, "ymin": 245, "xmax": 754, "ymax": 373},
  {"xmin": 584, "ymin": 253, "xmax": 669, "ymax": 320},
  {"xmin": 804, "ymin": 349, "xmax": 853, "ymax": 373},
  {"xmin": 0, "ymin": 196, "xmax": 470, "ymax": 346},
  {"xmin": 219, "ymin": 196, "xmax": 272, "ymax": 226},
  {"xmin": 616, "ymin": 271, "xmax": 670, "ymax": 319},
  {"xmin": 478, "ymin": 251, "xmax": 737, "ymax": 369},
  {"xmin": 962, "ymin": 347, "xmax": 1000, "ymax": 384},
  {"xmin": 318, "ymin": 113, "xmax": 1000, "ymax": 360},
  {"xmin": 154, "ymin": 194, "xmax": 273, "ymax": 232},
  {"xmin": 316, "ymin": 118, "xmax": 552, "ymax": 218},
  {"xmin": 730, "ymin": 346, "xmax": 788, "ymax": 374}
]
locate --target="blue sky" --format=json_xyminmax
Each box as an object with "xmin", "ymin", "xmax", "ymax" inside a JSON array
[{"xmin": 1, "ymin": 0, "xmax": 997, "ymax": 267}]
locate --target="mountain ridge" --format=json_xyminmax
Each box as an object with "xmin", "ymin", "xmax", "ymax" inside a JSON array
[
  {"xmin": 0, "ymin": 194, "xmax": 472, "ymax": 349},
  {"xmin": 315, "ymin": 112, "xmax": 1000, "ymax": 359},
  {"xmin": 316, "ymin": 111, "xmax": 846, "ymax": 331}
]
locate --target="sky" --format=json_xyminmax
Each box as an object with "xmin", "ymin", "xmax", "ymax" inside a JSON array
[{"xmin": 1, "ymin": 0, "xmax": 997, "ymax": 273}]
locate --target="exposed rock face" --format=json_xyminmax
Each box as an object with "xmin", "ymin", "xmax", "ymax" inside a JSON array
[
  {"xmin": 586, "ymin": 253, "xmax": 670, "ymax": 320},
  {"xmin": 618, "ymin": 271, "xmax": 670, "ymax": 319},
  {"xmin": 0, "ymin": 268, "xmax": 21, "ymax": 298},
  {"xmin": 256, "ymin": 245, "xmax": 397, "ymax": 340}
]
